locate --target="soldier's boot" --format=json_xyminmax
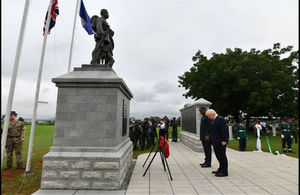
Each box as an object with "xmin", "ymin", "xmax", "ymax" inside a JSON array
[
  {"xmin": 287, "ymin": 137, "xmax": 292, "ymax": 151},
  {"xmin": 17, "ymin": 163, "xmax": 25, "ymax": 169},
  {"xmin": 133, "ymin": 144, "xmax": 137, "ymax": 150},
  {"xmin": 243, "ymin": 139, "xmax": 246, "ymax": 151},
  {"xmin": 4, "ymin": 164, "xmax": 12, "ymax": 170}
]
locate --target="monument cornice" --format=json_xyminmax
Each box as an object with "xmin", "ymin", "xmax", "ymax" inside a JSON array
[{"xmin": 52, "ymin": 65, "xmax": 133, "ymax": 100}]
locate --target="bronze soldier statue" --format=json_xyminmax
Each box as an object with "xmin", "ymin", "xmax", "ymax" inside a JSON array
[{"xmin": 90, "ymin": 9, "xmax": 115, "ymax": 67}]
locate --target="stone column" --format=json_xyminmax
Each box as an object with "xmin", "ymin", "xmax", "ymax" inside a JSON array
[
  {"xmin": 40, "ymin": 65, "xmax": 133, "ymax": 190},
  {"xmin": 179, "ymin": 98, "xmax": 212, "ymax": 152}
]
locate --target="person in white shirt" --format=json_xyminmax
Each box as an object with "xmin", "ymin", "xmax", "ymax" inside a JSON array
[
  {"xmin": 255, "ymin": 122, "xmax": 263, "ymax": 152},
  {"xmin": 260, "ymin": 121, "xmax": 266, "ymax": 133},
  {"xmin": 158, "ymin": 119, "xmax": 166, "ymax": 141}
]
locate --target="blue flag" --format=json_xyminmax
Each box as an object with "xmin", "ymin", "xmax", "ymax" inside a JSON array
[{"xmin": 79, "ymin": 0, "xmax": 93, "ymax": 35}]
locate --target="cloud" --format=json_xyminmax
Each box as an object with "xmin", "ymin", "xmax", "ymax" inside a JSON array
[
  {"xmin": 132, "ymin": 89, "xmax": 157, "ymax": 103},
  {"xmin": 153, "ymin": 80, "xmax": 179, "ymax": 94}
]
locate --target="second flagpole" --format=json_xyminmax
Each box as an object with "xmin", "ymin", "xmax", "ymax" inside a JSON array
[
  {"xmin": 25, "ymin": 0, "xmax": 53, "ymax": 173},
  {"xmin": 68, "ymin": 0, "xmax": 80, "ymax": 72}
]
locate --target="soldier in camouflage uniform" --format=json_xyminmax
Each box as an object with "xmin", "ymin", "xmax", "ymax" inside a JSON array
[
  {"xmin": 279, "ymin": 119, "xmax": 293, "ymax": 152},
  {"xmin": 133, "ymin": 122, "xmax": 143, "ymax": 150},
  {"xmin": 129, "ymin": 120, "xmax": 135, "ymax": 147},
  {"xmin": 235, "ymin": 120, "xmax": 247, "ymax": 151},
  {"xmin": 171, "ymin": 117, "xmax": 178, "ymax": 142},
  {"xmin": 150, "ymin": 119, "xmax": 158, "ymax": 144},
  {"xmin": 141, "ymin": 118, "xmax": 150, "ymax": 150},
  {"xmin": 6, "ymin": 111, "xmax": 26, "ymax": 169},
  {"xmin": 290, "ymin": 118, "xmax": 298, "ymax": 144}
]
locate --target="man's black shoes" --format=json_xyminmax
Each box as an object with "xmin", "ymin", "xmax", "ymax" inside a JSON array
[
  {"xmin": 200, "ymin": 162, "xmax": 211, "ymax": 167},
  {"xmin": 215, "ymin": 172, "xmax": 228, "ymax": 177},
  {"xmin": 212, "ymin": 170, "xmax": 219, "ymax": 174},
  {"xmin": 201, "ymin": 164, "xmax": 211, "ymax": 168}
]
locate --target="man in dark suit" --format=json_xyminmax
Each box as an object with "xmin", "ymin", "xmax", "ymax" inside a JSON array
[
  {"xmin": 199, "ymin": 107, "xmax": 212, "ymax": 167},
  {"xmin": 206, "ymin": 109, "xmax": 229, "ymax": 177}
]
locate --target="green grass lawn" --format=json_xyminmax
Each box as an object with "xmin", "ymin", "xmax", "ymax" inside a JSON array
[
  {"xmin": 227, "ymin": 131, "xmax": 299, "ymax": 158},
  {"xmin": 1, "ymin": 124, "xmax": 298, "ymax": 195}
]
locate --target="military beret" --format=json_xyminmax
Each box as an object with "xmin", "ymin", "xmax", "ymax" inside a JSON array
[{"xmin": 10, "ymin": 111, "xmax": 18, "ymax": 116}]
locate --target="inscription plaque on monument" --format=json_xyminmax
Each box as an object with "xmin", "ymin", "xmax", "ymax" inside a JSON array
[
  {"xmin": 181, "ymin": 107, "xmax": 196, "ymax": 134},
  {"xmin": 122, "ymin": 99, "xmax": 127, "ymax": 136}
]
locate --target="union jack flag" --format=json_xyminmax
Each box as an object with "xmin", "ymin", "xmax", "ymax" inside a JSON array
[{"xmin": 43, "ymin": 0, "xmax": 59, "ymax": 35}]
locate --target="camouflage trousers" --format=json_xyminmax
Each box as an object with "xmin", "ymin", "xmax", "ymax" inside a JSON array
[{"xmin": 6, "ymin": 137, "xmax": 23, "ymax": 168}]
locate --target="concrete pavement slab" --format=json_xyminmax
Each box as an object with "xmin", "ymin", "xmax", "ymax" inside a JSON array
[{"xmin": 127, "ymin": 141, "xmax": 298, "ymax": 194}]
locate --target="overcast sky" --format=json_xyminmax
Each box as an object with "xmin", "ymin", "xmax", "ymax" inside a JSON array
[{"xmin": 1, "ymin": 0, "xmax": 299, "ymax": 120}]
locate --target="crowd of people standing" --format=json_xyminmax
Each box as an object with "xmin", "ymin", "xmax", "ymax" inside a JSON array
[
  {"xmin": 129, "ymin": 116, "xmax": 178, "ymax": 151},
  {"xmin": 227, "ymin": 118, "xmax": 297, "ymax": 153}
]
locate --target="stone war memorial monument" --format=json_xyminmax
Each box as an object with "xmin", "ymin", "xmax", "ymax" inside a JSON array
[
  {"xmin": 180, "ymin": 98, "xmax": 212, "ymax": 152},
  {"xmin": 39, "ymin": 9, "xmax": 134, "ymax": 190}
]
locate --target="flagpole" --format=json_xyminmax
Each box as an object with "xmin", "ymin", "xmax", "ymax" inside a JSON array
[
  {"xmin": 68, "ymin": 0, "xmax": 80, "ymax": 72},
  {"xmin": 1, "ymin": 0, "xmax": 30, "ymax": 171},
  {"xmin": 25, "ymin": 0, "xmax": 53, "ymax": 173}
]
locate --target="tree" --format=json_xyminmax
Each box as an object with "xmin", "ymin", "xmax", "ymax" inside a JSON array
[
  {"xmin": 149, "ymin": 116, "xmax": 161, "ymax": 125},
  {"xmin": 18, "ymin": 117, "xmax": 24, "ymax": 122},
  {"xmin": 178, "ymin": 43, "xmax": 298, "ymax": 123}
]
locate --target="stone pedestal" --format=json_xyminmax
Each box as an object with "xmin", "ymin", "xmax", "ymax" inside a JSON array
[
  {"xmin": 40, "ymin": 65, "xmax": 133, "ymax": 190},
  {"xmin": 179, "ymin": 98, "xmax": 212, "ymax": 152}
]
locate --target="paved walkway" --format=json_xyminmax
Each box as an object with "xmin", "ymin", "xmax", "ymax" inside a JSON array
[
  {"xmin": 127, "ymin": 141, "xmax": 298, "ymax": 195},
  {"xmin": 34, "ymin": 141, "xmax": 298, "ymax": 195}
]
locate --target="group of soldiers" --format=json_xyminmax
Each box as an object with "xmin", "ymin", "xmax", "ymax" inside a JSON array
[
  {"xmin": 232, "ymin": 118, "xmax": 297, "ymax": 153},
  {"xmin": 129, "ymin": 116, "xmax": 178, "ymax": 150}
]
